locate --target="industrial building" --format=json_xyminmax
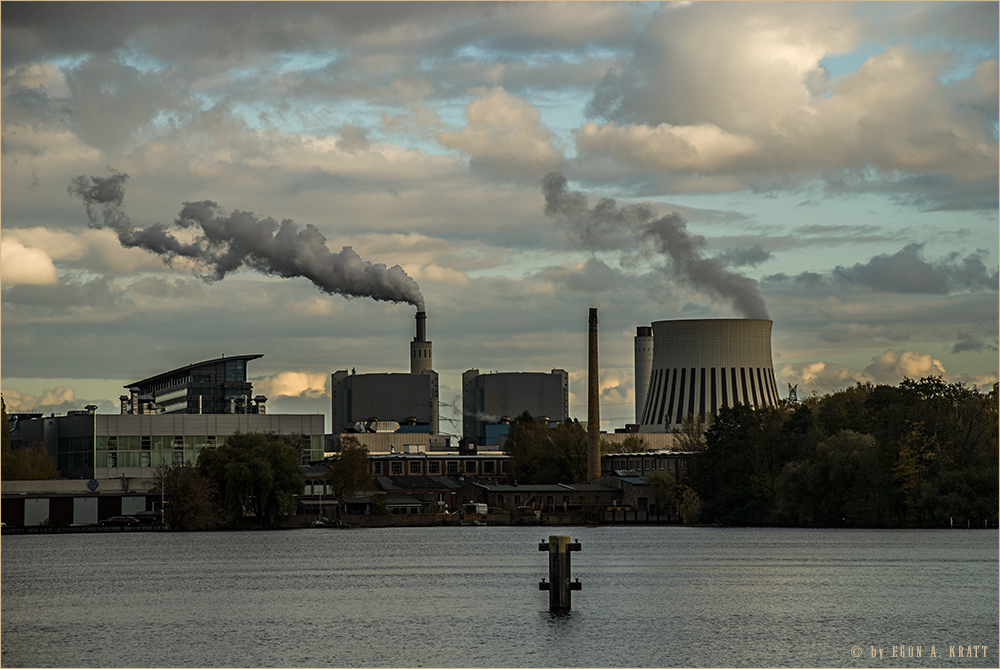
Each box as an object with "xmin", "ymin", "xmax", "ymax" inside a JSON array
[
  {"xmin": 331, "ymin": 311, "xmax": 439, "ymax": 436},
  {"xmin": 9, "ymin": 407, "xmax": 325, "ymax": 480},
  {"xmin": 462, "ymin": 369, "xmax": 569, "ymax": 445},
  {"xmin": 122, "ymin": 354, "xmax": 267, "ymax": 415},
  {"xmin": 637, "ymin": 318, "xmax": 780, "ymax": 432}
]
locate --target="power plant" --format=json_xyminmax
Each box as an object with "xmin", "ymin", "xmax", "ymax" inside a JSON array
[
  {"xmin": 331, "ymin": 311, "xmax": 439, "ymax": 435},
  {"xmin": 462, "ymin": 369, "xmax": 569, "ymax": 445},
  {"xmin": 636, "ymin": 318, "xmax": 780, "ymax": 433}
]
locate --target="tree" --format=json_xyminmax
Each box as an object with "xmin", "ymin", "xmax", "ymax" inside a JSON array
[
  {"xmin": 159, "ymin": 465, "xmax": 220, "ymax": 531},
  {"xmin": 602, "ymin": 436, "xmax": 649, "ymax": 455},
  {"xmin": 326, "ymin": 436, "xmax": 374, "ymax": 512},
  {"xmin": 673, "ymin": 413, "xmax": 711, "ymax": 451},
  {"xmin": 504, "ymin": 412, "xmax": 587, "ymax": 484},
  {"xmin": 3, "ymin": 442, "xmax": 60, "ymax": 480},
  {"xmin": 198, "ymin": 432, "xmax": 303, "ymax": 527}
]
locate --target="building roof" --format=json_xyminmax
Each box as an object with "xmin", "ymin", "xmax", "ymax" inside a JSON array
[
  {"xmin": 376, "ymin": 476, "xmax": 465, "ymax": 492},
  {"xmin": 124, "ymin": 354, "xmax": 263, "ymax": 388}
]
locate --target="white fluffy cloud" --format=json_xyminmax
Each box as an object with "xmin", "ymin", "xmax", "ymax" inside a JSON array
[
  {"xmin": 437, "ymin": 87, "xmax": 564, "ymax": 181},
  {"xmin": 0, "ymin": 237, "xmax": 59, "ymax": 285}
]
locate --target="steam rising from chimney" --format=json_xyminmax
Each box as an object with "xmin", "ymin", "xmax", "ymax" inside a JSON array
[
  {"xmin": 541, "ymin": 172, "xmax": 768, "ymax": 319},
  {"xmin": 69, "ymin": 171, "xmax": 425, "ymax": 310}
]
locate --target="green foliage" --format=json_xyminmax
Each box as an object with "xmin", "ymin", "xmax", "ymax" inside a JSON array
[
  {"xmin": 370, "ymin": 493, "xmax": 389, "ymax": 515},
  {"xmin": 504, "ymin": 411, "xmax": 587, "ymax": 484},
  {"xmin": 601, "ymin": 436, "xmax": 648, "ymax": 454},
  {"xmin": 673, "ymin": 413, "xmax": 711, "ymax": 451},
  {"xmin": 690, "ymin": 377, "xmax": 998, "ymax": 528},
  {"xmin": 160, "ymin": 465, "xmax": 220, "ymax": 531},
  {"xmin": 198, "ymin": 432, "xmax": 303, "ymax": 527},
  {"xmin": 327, "ymin": 436, "xmax": 374, "ymax": 500}
]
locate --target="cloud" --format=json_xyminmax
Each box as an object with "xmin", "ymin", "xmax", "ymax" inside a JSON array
[
  {"xmin": 437, "ymin": 87, "xmax": 564, "ymax": 181},
  {"xmin": 951, "ymin": 332, "xmax": 999, "ymax": 355},
  {"xmin": 864, "ymin": 349, "xmax": 947, "ymax": 384},
  {"xmin": 578, "ymin": 3, "xmax": 998, "ymax": 204},
  {"xmin": 252, "ymin": 371, "xmax": 329, "ymax": 400},
  {"xmin": 778, "ymin": 361, "xmax": 874, "ymax": 395},
  {"xmin": 541, "ymin": 172, "xmax": 769, "ymax": 319},
  {"xmin": 832, "ymin": 244, "xmax": 998, "ymax": 294},
  {"xmin": 0, "ymin": 237, "xmax": 59, "ymax": 285},
  {"xmin": 1, "ymin": 386, "xmax": 80, "ymax": 413}
]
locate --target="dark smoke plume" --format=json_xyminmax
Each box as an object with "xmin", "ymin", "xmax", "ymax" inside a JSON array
[
  {"xmin": 541, "ymin": 172, "xmax": 768, "ymax": 319},
  {"xmin": 69, "ymin": 171, "xmax": 425, "ymax": 310}
]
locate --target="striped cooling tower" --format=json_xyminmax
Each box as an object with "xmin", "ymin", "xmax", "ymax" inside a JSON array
[{"xmin": 638, "ymin": 319, "xmax": 779, "ymax": 433}]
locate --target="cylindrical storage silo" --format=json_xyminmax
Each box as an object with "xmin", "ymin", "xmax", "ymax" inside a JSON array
[
  {"xmin": 638, "ymin": 319, "xmax": 779, "ymax": 433},
  {"xmin": 634, "ymin": 326, "xmax": 654, "ymax": 425}
]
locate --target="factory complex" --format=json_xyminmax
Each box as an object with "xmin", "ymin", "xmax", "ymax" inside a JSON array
[{"xmin": 3, "ymin": 310, "xmax": 781, "ymax": 528}]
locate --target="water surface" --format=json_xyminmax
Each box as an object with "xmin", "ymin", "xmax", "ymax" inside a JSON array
[{"xmin": 2, "ymin": 526, "xmax": 996, "ymax": 667}]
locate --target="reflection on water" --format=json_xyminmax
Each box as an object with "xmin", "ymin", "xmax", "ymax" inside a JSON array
[{"xmin": 2, "ymin": 526, "xmax": 997, "ymax": 667}]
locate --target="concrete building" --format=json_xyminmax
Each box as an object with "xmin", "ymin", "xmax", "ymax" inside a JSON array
[
  {"xmin": 331, "ymin": 311, "xmax": 439, "ymax": 434},
  {"xmin": 10, "ymin": 409, "xmax": 325, "ymax": 479},
  {"xmin": 122, "ymin": 354, "xmax": 267, "ymax": 415},
  {"xmin": 634, "ymin": 326, "xmax": 654, "ymax": 424},
  {"xmin": 462, "ymin": 369, "xmax": 569, "ymax": 444},
  {"xmin": 637, "ymin": 318, "xmax": 780, "ymax": 433}
]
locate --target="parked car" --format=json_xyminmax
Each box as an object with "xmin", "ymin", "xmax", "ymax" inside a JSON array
[
  {"xmin": 99, "ymin": 516, "xmax": 140, "ymax": 527},
  {"xmin": 133, "ymin": 510, "xmax": 158, "ymax": 525}
]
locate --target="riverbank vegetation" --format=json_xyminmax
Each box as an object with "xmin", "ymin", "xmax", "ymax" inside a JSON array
[{"xmin": 689, "ymin": 377, "xmax": 998, "ymax": 528}]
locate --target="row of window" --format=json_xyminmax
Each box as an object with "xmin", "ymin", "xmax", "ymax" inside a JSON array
[
  {"xmin": 604, "ymin": 457, "xmax": 687, "ymax": 472},
  {"xmin": 371, "ymin": 459, "xmax": 508, "ymax": 476}
]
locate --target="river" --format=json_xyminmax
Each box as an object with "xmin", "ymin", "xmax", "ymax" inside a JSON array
[{"xmin": 1, "ymin": 526, "xmax": 996, "ymax": 667}]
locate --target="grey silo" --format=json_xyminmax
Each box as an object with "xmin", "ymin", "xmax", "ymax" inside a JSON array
[
  {"xmin": 638, "ymin": 319, "xmax": 779, "ymax": 433},
  {"xmin": 633, "ymin": 326, "xmax": 654, "ymax": 424}
]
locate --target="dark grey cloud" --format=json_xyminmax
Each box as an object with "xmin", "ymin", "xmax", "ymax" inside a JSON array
[
  {"xmin": 951, "ymin": 332, "xmax": 998, "ymax": 354},
  {"xmin": 832, "ymin": 244, "xmax": 999, "ymax": 294},
  {"xmin": 68, "ymin": 171, "xmax": 426, "ymax": 310},
  {"xmin": 713, "ymin": 245, "xmax": 772, "ymax": 268},
  {"xmin": 541, "ymin": 172, "xmax": 769, "ymax": 319}
]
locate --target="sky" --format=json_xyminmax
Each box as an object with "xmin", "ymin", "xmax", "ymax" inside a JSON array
[{"xmin": 2, "ymin": 1, "xmax": 997, "ymax": 436}]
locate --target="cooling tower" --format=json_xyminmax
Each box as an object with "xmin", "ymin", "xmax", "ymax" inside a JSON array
[
  {"xmin": 638, "ymin": 319, "xmax": 779, "ymax": 433},
  {"xmin": 634, "ymin": 326, "xmax": 653, "ymax": 424}
]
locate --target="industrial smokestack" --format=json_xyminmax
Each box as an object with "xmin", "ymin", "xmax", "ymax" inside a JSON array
[
  {"xmin": 410, "ymin": 310, "xmax": 433, "ymax": 374},
  {"xmin": 587, "ymin": 308, "xmax": 600, "ymax": 481},
  {"xmin": 415, "ymin": 311, "xmax": 427, "ymax": 342}
]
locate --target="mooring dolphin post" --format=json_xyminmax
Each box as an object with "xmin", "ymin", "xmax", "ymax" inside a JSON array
[{"xmin": 538, "ymin": 535, "xmax": 582, "ymax": 611}]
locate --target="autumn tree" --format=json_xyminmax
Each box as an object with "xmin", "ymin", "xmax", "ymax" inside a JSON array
[
  {"xmin": 504, "ymin": 412, "xmax": 587, "ymax": 484},
  {"xmin": 198, "ymin": 432, "xmax": 303, "ymax": 527},
  {"xmin": 326, "ymin": 436, "xmax": 374, "ymax": 512},
  {"xmin": 159, "ymin": 464, "xmax": 220, "ymax": 531}
]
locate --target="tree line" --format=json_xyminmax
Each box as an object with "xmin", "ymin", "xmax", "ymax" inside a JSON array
[
  {"xmin": 502, "ymin": 376, "xmax": 997, "ymax": 528},
  {"xmin": 688, "ymin": 377, "xmax": 998, "ymax": 527}
]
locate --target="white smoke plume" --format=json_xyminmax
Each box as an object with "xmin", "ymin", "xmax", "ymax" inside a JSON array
[
  {"xmin": 69, "ymin": 171, "xmax": 425, "ymax": 310},
  {"xmin": 541, "ymin": 172, "xmax": 768, "ymax": 319}
]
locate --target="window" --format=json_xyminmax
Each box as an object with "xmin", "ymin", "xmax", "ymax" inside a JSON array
[
  {"xmin": 501, "ymin": 461, "xmax": 508, "ymax": 473},
  {"xmin": 428, "ymin": 461, "xmax": 441, "ymax": 474},
  {"xmin": 391, "ymin": 461, "xmax": 403, "ymax": 475},
  {"xmin": 447, "ymin": 461, "xmax": 459, "ymax": 474},
  {"xmin": 644, "ymin": 459, "xmax": 653, "ymax": 470},
  {"xmin": 409, "ymin": 461, "xmax": 422, "ymax": 475},
  {"xmin": 173, "ymin": 436, "xmax": 184, "ymax": 449},
  {"xmin": 659, "ymin": 460, "xmax": 665, "ymax": 471},
  {"xmin": 108, "ymin": 452, "xmax": 118, "ymax": 467},
  {"xmin": 140, "ymin": 452, "xmax": 150, "ymax": 467},
  {"xmin": 483, "ymin": 460, "xmax": 496, "ymax": 474},
  {"xmin": 172, "ymin": 451, "xmax": 184, "ymax": 464},
  {"xmin": 141, "ymin": 436, "xmax": 151, "ymax": 450},
  {"xmin": 373, "ymin": 461, "xmax": 382, "ymax": 475},
  {"xmin": 207, "ymin": 435, "xmax": 217, "ymax": 446},
  {"xmin": 465, "ymin": 460, "xmax": 477, "ymax": 473},
  {"xmin": 107, "ymin": 437, "xmax": 118, "ymax": 451}
]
